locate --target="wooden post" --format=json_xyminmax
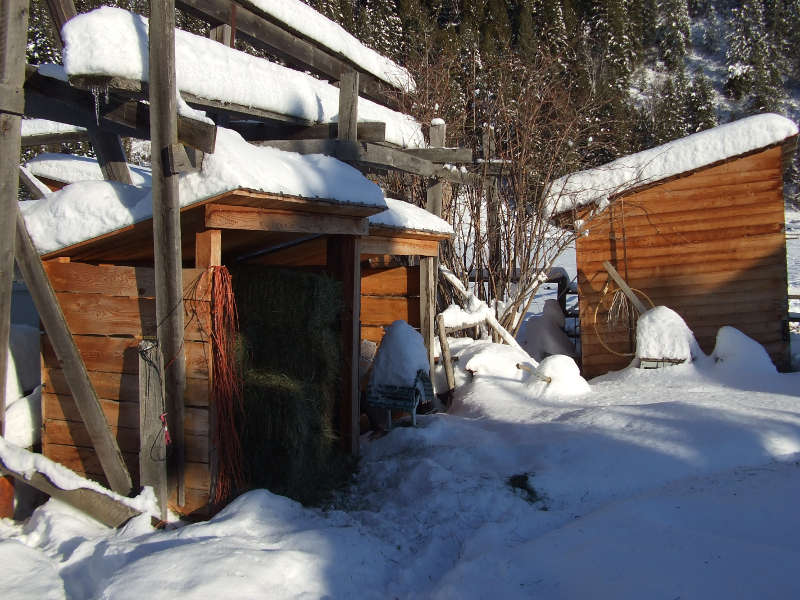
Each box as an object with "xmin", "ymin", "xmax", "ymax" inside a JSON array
[
  {"xmin": 426, "ymin": 120, "xmax": 446, "ymax": 217},
  {"xmin": 210, "ymin": 23, "xmax": 233, "ymax": 47},
  {"xmin": 195, "ymin": 229, "xmax": 222, "ymax": 269},
  {"xmin": 327, "ymin": 236, "xmax": 360, "ymax": 455},
  {"xmin": 41, "ymin": 0, "xmax": 133, "ymax": 185},
  {"xmin": 15, "ymin": 208, "xmax": 133, "ymax": 495},
  {"xmin": 338, "ymin": 72, "xmax": 359, "ymax": 142},
  {"xmin": 602, "ymin": 260, "xmax": 648, "ymax": 315},
  {"xmin": 419, "ymin": 256, "xmax": 436, "ymax": 389},
  {"xmin": 436, "ymin": 314, "xmax": 455, "ymax": 395},
  {"xmin": 0, "ymin": 0, "xmax": 29, "ymax": 450},
  {"xmin": 138, "ymin": 341, "xmax": 168, "ymax": 521},
  {"xmin": 150, "ymin": 0, "xmax": 187, "ymax": 507}
]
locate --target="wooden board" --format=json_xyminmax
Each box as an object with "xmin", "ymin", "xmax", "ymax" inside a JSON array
[
  {"xmin": 361, "ymin": 235, "xmax": 441, "ymax": 257},
  {"xmin": 361, "ymin": 266, "xmax": 420, "ymax": 296},
  {"xmin": 361, "ymin": 296, "xmax": 421, "ymax": 327}
]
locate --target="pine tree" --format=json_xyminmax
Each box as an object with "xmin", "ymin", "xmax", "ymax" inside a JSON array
[
  {"xmin": 657, "ymin": 0, "xmax": 691, "ymax": 72},
  {"xmin": 686, "ymin": 69, "xmax": 717, "ymax": 132}
]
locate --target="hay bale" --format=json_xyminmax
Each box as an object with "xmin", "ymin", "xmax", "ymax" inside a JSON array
[{"xmin": 231, "ymin": 267, "xmax": 351, "ymax": 505}]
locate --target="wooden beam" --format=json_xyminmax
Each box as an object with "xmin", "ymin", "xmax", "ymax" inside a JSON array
[
  {"xmin": 338, "ymin": 72, "xmax": 359, "ymax": 142},
  {"xmin": 362, "ymin": 235, "xmax": 441, "ymax": 257},
  {"xmin": 150, "ymin": 0, "xmax": 187, "ymax": 507},
  {"xmin": 406, "ymin": 147, "xmax": 473, "ymax": 164},
  {"xmin": 426, "ymin": 120, "xmax": 446, "ymax": 217},
  {"xmin": 138, "ymin": 341, "xmax": 168, "ymax": 520},
  {"xmin": 231, "ymin": 120, "xmax": 386, "ymax": 143},
  {"xmin": 0, "ymin": 82, "xmax": 24, "ymax": 115},
  {"xmin": 205, "ymin": 203, "xmax": 369, "ymax": 236},
  {"xmin": 21, "ymin": 129, "xmax": 89, "ymax": 147},
  {"xmin": 18, "ymin": 166, "xmax": 49, "ymax": 199},
  {"xmin": 602, "ymin": 260, "xmax": 649, "ymax": 315},
  {"xmin": 327, "ymin": 236, "xmax": 360, "ymax": 455},
  {"xmin": 195, "ymin": 229, "xmax": 222, "ymax": 268},
  {"xmin": 15, "ymin": 208, "xmax": 133, "ymax": 495},
  {"xmin": 87, "ymin": 130, "xmax": 133, "ymax": 185},
  {"xmin": 175, "ymin": 0, "xmax": 396, "ymax": 106},
  {"xmin": 436, "ymin": 313, "xmax": 455, "ymax": 395},
  {"xmin": 0, "ymin": 453, "xmax": 141, "ymax": 528},
  {"xmin": 0, "ymin": 0, "xmax": 29, "ymax": 438},
  {"xmin": 42, "ymin": 0, "xmax": 77, "ymax": 48},
  {"xmin": 419, "ymin": 256, "xmax": 437, "ymax": 388},
  {"xmin": 209, "ymin": 23, "xmax": 233, "ymax": 47}
]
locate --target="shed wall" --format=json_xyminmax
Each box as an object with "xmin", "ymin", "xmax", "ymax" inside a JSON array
[
  {"xmin": 577, "ymin": 145, "xmax": 790, "ymax": 377},
  {"xmin": 40, "ymin": 261, "xmax": 213, "ymax": 516},
  {"xmin": 360, "ymin": 265, "xmax": 421, "ymax": 345}
]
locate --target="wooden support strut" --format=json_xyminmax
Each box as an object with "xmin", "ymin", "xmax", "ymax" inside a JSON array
[
  {"xmin": 15, "ymin": 208, "xmax": 133, "ymax": 495},
  {"xmin": 602, "ymin": 260, "xmax": 649, "ymax": 315},
  {"xmin": 338, "ymin": 72, "xmax": 359, "ymax": 142},
  {"xmin": 419, "ymin": 256, "xmax": 437, "ymax": 389},
  {"xmin": 150, "ymin": 0, "xmax": 187, "ymax": 507},
  {"xmin": 426, "ymin": 120, "xmax": 446, "ymax": 217},
  {"xmin": 436, "ymin": 313, "xmax": 455, "ymax": 396},
  {"xmin": 138, "ymin": 341, "xmax": 168, "ymax": 521}
]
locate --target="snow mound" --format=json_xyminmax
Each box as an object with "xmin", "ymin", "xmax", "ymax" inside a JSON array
[
  {"xmin": 534, "ymin": 355, "xmax": 591, "ymax": 397},
  {"xmin": 636, "ymin": 306, "xmax": 700, "ymax": 362},
  {"xmin": 461, "ymin": 341, "xmax": 531, "ymax": 381},
  {"xmin": 25, "ymin": 152, "xmax": 152, "ymax": 187},
  {"xmin": 712, "ymin": 326, "xmax": 777, "ymax": 375},
  {"xmin": 370, "ymin": 321, "xmax": 430, "ymax": 388},
  {"xmin": 369, "ymin": 198, "xmax": 453, "ymax": 235},
  {"xmin": 440, "ymin": 303, "xmax": 493, "ymax": 330}
]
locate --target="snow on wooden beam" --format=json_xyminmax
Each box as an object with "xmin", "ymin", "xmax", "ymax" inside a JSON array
[
  {"xmin": 204, "ymin": 203, "xmax": 369, "ymax": 236},
  {"xmin": 176, "ymin": 0, "xmax": 398, "ymax": 107},
  {"xmin": 230, "ymin": 120, "xmax": 386, "ymax": 143}
]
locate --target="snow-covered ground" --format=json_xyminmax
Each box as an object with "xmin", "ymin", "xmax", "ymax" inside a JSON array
[{"xmin": 2, "ymin": 210, "xmax": 799, "ymax": 599}]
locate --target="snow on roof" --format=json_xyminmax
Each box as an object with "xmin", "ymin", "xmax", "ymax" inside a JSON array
[
  {"xmin": 61, "ymin": 7, "xmax": 424, "ymax": 148},
  {"xmin": 21, "ymin": 127, "xmax": 386, "ymax": 255},
  {"xmin": 548, "ymin": 113, "xmax": 799, "ymax": 214},
  {"xmin": 21, "ymin": 119, "xmax": 86, "ymax": 137},
  {"xmin": 369, "ymin": 198, "xmax": 453, "ymax": 236},
  {"xmin": 246, "ymin": 0, "xmax": 415, "ymax": 92},
  {"xmin": 25, "ymin": 153, "xmax": 152, "ymax": 186}
]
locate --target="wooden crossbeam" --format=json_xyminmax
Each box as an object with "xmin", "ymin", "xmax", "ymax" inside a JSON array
[
  {"xmin": 404, "ymin": 146, "xmax": 473, "ymax": 164},
  {"xmin": 21, "ymin": 130, "xmax": 89, "ymax": 147},
  {"xmin": 230, "ymin": 120, "xmax": 386, "ymax": 143},
  {"xmin": 205, "ymin": 203, "xmax": 369, "ymax": 235}
]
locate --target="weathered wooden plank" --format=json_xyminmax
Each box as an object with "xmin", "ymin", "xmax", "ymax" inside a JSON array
[
  {"xmin": 579, "ymin": 244, "xmax": 786, "ymax": 272},
  {"xmin": 327, "ymin": 236, "xmax": 360, "ymax": 455},
  {"xmin": 361, "ymin": 296, "xmax": 421, "ymax": 327},
  {"xmin": 205, "ymin": 203, "xmax": 369, "ymax": 236},
  {"xmin": 87, "ymin": 130, "xmax": 133, "ymax": 185},
  {"xmin": 43, "ymin": 419, "xmax": 209, "ymax": 464},
  {"xmin": 436, "ymin": 313, "xmax": 455, "ymax": 394},
  {"xmin": 43, "ymin": 392, "xmax": 209, "ymax": 435},
  {"xmin": 419, "ymin": 257, "xmax": 436, "ymax": 384},
  {"xmin": 426, "ymin": 120, "xmax": 446, "ymax": 217},
  {"xmin": 43, "ymin": 336, "xmax": 210, "ymax": 379},
  {"xmin": 577, "ymin": 233, "xmax": 785, "ymax": 261},
  {"xmin": 0, "ymin": 0, "xmax": 29, "ymax": 437},
  {"xmin": 43, "ymin": 368, "xmax": 210, "ymax": 407},
  {"xmin": 361, "ymin": 266, "xmax": 419, "ymax": 296},
  {"xmin": 21, "ymin": 130, "xmax": 89, "ymax": 147},
  {"xmin": 53, "ymin": 292, "xmax": 210, "ymax": 340},
  {"xmin": 361, "ymin": 236, "xmax": 441, "ymax": 257},
  {"xmin": 43, "ymin": 262, "xmax": 210, "ymax": 299},
  {"xmin": 406, "ymin": 146, "xmax": 473, "ymax": 164},
  {"xmin": 0, "ymin": 453, "xmax": 140, "ymax": 528},
  {"xmin": 338, "ymin": 72, "xmax": 359, "ymax": 142},
  {"xmin": 17, "ymin": 209, "xmax": 133, "ymax": 495},
  {"xmin": 18, "ymin": 166, "xmax": 49, "ymax": 199},
  {"xmin": 231, "ymin": 120, "xmax": 386, "ymax": 143}
]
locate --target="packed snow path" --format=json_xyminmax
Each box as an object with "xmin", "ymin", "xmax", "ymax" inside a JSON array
[{"xmin": 2, "ymin": 348, "xmax": 799, "ymax": 599}]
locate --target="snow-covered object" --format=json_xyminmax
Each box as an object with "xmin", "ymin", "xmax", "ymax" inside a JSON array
[
  {"xmin": 0, "ymin": 437, "xmax": 158, "ymax": 515},
  {"xmin": 461, "ymin": 340, "xmax": 532, "ymax": 381},
  {"xmin": 517, "ymin": 300, "xmax": 575, "ymax": 362},
  {"xmin": 636, "ymin": 306, "xmax": 700, "ymax": 362},
  {"xmin": 20, "ymin": 119, "xmax": 86, "ymax": 138},
  {"xmin": 711, "ymin": 326, "xmax": 777, "ymax": 375},
  {"xmin": 5, "ymin": 324, "xmax": 41, "ymax": 403},
  {"xmin": 370, "ymin": 321, "xmax": 430, "ymax": 388},
  {"xmin": 440, "ymin": 303, "xmax": 493, "ymax": 330},
  {"xmin": 21, "ymin": 127, "xmax": 386, "ymax": 255},
  {"xmin": 548, "ymin": 114, "xmax": 798, "ymax": 213},
  {"xmin": 61, "ymin": 7, "xmax": 423, "ymax": 148},
  {"xmin": 245, "ymin": 0, "xmax": 414, "ymax": 92},
  {"xmin": 25, "ymin": 153, "xmax": 152, "ymax": 187},
  {"xmin": 18, "ymin": 166, "xmax": 52, "ymax": 198},
  {"xmin": 369, "ymin": 198, "xmax": 453, "ymax": 235},
  {"xmin": 534, "ymin": 354, "xmax": 591, "ymax": 396},
  {"xmin": 4, "ymin": 387, "xmax": 42, "ymax": 448}
]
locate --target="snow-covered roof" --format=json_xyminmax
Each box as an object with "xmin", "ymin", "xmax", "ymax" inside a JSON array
[
  {"xmin": 21, "ymin": 127, "xmax": 386, "ymax": 255},
  {"xmin": 548, "ymin": 113, "xmax": 798, "ymax": 214},
  {"xmin": 246, "ymin": 0, "xmax": 415, "ymax": 92},
  {"xmin": 368, "ymin": 198, "xmax": 453, "ymax": 236},
  {"xmin": 61, "ymin": 7, "xmax": 424, "ymax": 148},
  {"xmin": 25, "ymin": 153, "xmax": 152, "ymax": 187},
  {"xmin": 20, "ymin": 119, "xmax": 87, "ymax": 138}
]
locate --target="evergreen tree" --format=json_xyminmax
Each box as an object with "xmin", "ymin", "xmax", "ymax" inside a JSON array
[
  {"xmin": 657, "ymin": 0, "xmax": 691, "ymax": 71},
  {"xmin": 686, "ymin": 69, "xmax": 717, "ymax": 132}
]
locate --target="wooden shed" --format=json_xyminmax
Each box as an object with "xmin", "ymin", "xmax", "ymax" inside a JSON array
[
  {"xmin": 29, "ymin": 174, "xmax": 449, "ymax": 518},
  {"xmin": 551, "ymin": 114, "xmax": 798, "ymax": 378}
]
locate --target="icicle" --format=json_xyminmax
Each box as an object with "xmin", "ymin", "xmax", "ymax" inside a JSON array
[{"xmin": 88, "ymin": 83, "xmax": 110, "ymax": 125}]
